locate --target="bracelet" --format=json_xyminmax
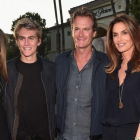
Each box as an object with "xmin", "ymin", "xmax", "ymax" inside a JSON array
[{"xmin": 135, "ymin": 137, "xmax": 140, "ymax": 140}]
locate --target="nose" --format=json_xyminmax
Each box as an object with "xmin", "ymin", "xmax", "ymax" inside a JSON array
[
  {"xmin": 79, "ymin": 30, "xmax": 83, "ymax": 37},
  {"xmin": 25, "ymin": 39, "xmax": 29, "ymax": 45},
  {"xmin": 118, "ymin": 34, "xmax": 122, "ymax": 42}
]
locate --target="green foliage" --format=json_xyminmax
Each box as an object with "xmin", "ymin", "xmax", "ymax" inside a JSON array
[
  {"xmin": 37, "ymin": 28, "xmax": 51, "ymax": 57},
  {"xmin": 130, "ymin": 0, "xmax": 140, "ymax": 24},
  {"xmin": 7, "ymin": 12, "xmax": 50, "ymax": 60},
  {"xmin": 11, "ymin": 12, "xmax": 46, "ymax": 31},
  {"xmin": 6, "ymin": 35, "xmax": 19, "ymax": 60}
]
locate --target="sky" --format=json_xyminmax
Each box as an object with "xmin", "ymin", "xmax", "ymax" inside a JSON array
[{"xmin": 0, "ymin": 0, "xmax": 92, "ymax": 34}]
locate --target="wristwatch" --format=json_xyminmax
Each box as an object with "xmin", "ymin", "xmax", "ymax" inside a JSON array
[{"xmin": 135, "ymin": 137, "xmax": 140, "ymax": 140}]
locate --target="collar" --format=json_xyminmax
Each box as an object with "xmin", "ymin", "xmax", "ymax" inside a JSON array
[
  {"xmin": 114, "ymin": 59, "xmax": 132, "ymax": 77},
  {"xmin": 70, "ymin": 48, "xmax": 95, "ymax": 69},
  {"xmin": 15, "ymin": 54, "xmax": 43, "ymax": 72}
]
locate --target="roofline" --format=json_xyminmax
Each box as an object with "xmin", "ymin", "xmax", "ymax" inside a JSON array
[{"xmin": 69, "ymin": 0, "xmax": 110, "ymax": 14}]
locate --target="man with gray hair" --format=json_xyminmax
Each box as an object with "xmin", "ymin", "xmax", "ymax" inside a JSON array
[{"xmin": 4, "ymin": 18, "xmax": 56, "ymax": 140}]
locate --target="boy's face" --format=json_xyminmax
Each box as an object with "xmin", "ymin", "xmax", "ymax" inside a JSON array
[{"xmin": 16, "ymin": 27, "xmax": 41, "ymax": 63}]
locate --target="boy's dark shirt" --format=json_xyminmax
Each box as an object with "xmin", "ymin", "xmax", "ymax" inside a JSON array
[{"xmin": 16, "ymin": 59, "xmax": 50, "ymax": 140}]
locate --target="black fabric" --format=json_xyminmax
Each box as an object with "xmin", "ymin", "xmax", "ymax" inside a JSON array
[
  {"xmin": 90, "ymin": 134, "xmax": 102, "ymax": 140},
  {"xmin": 0, "ymin": 78, "xmax": 9, "ymax": 140},
  {"xmin": 16, "ymin": 59, "xmax": 50, "ymax": 140},
  {"xmin": 102, "ymin": 123, "xmax": 138, "ymax": 140},
  {"xmin": 103, "ymin": 61, "xmax": 140, "ymax": 126},
  {"xmin": 5, "ymin": 56, "xmax": 56, "ymax": 139}
]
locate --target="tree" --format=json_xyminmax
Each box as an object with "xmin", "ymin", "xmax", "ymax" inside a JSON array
[
  {"xmin": 7, "ymin": 12, "xmax": 50, "ymax": 60},
  {"xmin": 6, "ymin": 35, "xmax": 19, "ymax": 60},
  {"xmin": 11, "ymin": 12, "xmax": 46, "ymax": 31},
  {"xmin": 130, "ymin": 0, "xmax": 140, "ymax": 24}
]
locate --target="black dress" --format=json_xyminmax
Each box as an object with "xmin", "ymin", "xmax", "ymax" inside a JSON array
[{"xmin": 0, "ymin": 79, "xmax": 9, "ymax": 140}]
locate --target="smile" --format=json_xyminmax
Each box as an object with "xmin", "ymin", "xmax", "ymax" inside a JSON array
[
  {"xmin": 23, "ymin": 47, "xmax": 32, "ymax": 50},
  {"xmin": 118, "ymin": 43, "xmax": 125, "ymax": 47},
  {"xmin": 78, "ymin": 39, "xmax": 85, "ymax": 41}
]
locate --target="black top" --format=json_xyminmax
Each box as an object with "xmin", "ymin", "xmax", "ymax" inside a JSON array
[
  {"xmin": 103, "ymin": 61, "xmax": 140, "ymax": 126},
  {"xmin": 16, "ymin": 59, "xmax": 50, "ymax": 139},
  {"xmin": 0, "ymin": 78, "xmax": 9, "ymax": 140}
]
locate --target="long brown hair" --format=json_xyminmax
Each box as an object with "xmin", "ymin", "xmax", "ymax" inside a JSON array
[
  {"xmin": 105, "ymin": 14, "xmax": 140, "ymax": 77},
  {"xmin": 0, "ymin": 29, "xmax": 8, "ymax": 83}
]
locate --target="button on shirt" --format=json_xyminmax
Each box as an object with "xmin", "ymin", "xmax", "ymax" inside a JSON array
[{"xmin": 63, "ymin": 50, "xmax": 95, "ymax": 140}]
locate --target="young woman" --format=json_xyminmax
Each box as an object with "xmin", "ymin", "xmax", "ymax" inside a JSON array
[
  {"xmin": 0, "ymin": 29, "xmax": 9, "ymax": 139},
  {"xmin": 102, "ymin": 15, "xmax": 140, "ymax": 140}
]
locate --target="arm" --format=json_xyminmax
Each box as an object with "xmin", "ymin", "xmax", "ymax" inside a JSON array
[{"xmin": 135, "ymin": 124, "xmax": 140, "ymax": 140}]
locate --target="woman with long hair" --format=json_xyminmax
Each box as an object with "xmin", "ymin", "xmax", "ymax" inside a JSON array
[
  {"xmin": 102, "ymin": 14, "xmax": 140, "ymax": 140},
  {"xmin": 0, "ymin": 29, "xmax": 9, "ymax": 139}
]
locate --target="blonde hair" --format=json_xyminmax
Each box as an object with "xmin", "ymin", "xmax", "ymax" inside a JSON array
[{"xmin": 14, "ymin": 18, "xmax": 42, "ymax": 39}]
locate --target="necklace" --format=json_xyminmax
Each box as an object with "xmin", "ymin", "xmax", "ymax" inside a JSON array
[{"xmin": 119, "ymin": 82, "xmax": 124, "ymax": 109}]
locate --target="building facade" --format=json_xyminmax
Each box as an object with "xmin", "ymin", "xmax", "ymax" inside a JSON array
[{"xmin": 47, "ymin": 0, "xmax": 127, "ymax": 60}]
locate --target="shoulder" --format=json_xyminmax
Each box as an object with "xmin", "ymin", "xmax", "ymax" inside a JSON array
[
  {"xmin": 96, "ymin": 50, "xmax": 108, "ymax": 59},
  {"xmin": 39, "ymin": 57, "xmax": 56, "ymax": 80},
  {"xmin": 7, "ymin": 57, "xmax": 17, "ymax": 70},
  {"xmin": 55, "ymin": 50, "xmax": 72, "ymax": 63},
  {"xmin": 7, "ymin": 57, "xmax": 17, "ymax": 65},
  {"xmin": 39, "ymin": 57, "xmax": 55, "ymax": 66},
  {"xmin": 95, "ymin": 50, "xmax": 109, "ymax": 64},
  {"xmin": 39, "ymin": 57, "xmax": 56, "ymax": 72}
]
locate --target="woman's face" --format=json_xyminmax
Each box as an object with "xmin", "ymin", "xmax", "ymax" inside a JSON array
[{"xmin": 112, "ymin": 22, "xmax": 134, "ymax": 55}]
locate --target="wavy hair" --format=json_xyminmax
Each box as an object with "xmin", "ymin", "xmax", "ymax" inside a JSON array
[
  {"xmin": 14, "ymin": 18, "xmax": 42, "ymax": 39},
  {"xmin": 105, "ymin": 14, "xmax": 140, "ymax": 77}
]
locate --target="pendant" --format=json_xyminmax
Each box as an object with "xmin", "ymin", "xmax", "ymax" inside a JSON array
[{"xmin": 119, "ymin": 102, "xmax": 123, "ymax": 109}]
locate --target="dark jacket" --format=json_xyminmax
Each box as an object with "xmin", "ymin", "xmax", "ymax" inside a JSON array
[
  {"xmin": 55, "ymin": 48, "xmax": 109, "ymax": 138},
  {"xmin": 4, "ymin": 56, "xmax": 56, "ymax": 140}
]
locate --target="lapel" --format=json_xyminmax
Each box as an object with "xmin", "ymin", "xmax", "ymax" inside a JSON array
[
  {"xmin": 61, "ymin": 51, "xmax": 71, "ymax": 92},
  {"xmin": 92, "ymin": 49, "xmax": 104, "ymax": 84},
  {"xmin": 61, "ymin": 49, "xmax": 105, "ymax": 91}
]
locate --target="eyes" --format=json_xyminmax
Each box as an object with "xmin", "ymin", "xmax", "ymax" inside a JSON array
[
  {"xmin": 18, "ymin": 36, "xmax": 35, "ymax": 41},
  {"xmin": 74, "ymin": 27, "xmax": 90, "ymax": 31},
  {"xmin": 113, "ymin": 31, "xmax": 128, "ymax": 37}
]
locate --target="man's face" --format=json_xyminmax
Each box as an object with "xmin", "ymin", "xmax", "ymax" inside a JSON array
[
  {"xmin": 72, "ymin": 16, "xmax": 96, "ymax": 50},
  {"xmin": 16, "ymin": 27, "xmax": 41, "ymax": 63}
]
